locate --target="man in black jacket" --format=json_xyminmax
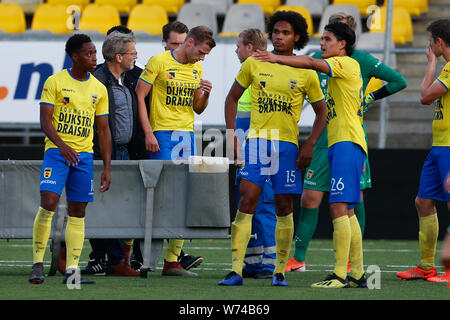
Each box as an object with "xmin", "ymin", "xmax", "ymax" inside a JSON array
[{"xmin": 81, "ymin": 30, "xmax": 143, "ymax": 277}]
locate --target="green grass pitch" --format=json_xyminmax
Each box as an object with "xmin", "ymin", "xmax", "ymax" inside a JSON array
[{"xmin": 0, "ymin": 238, "xmax": 449, "ymax": 300}]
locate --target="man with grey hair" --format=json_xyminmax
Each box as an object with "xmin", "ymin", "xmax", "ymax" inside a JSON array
[{"xmin": 80, "ymin": 30, "xmax": 142, "ymax": 277}]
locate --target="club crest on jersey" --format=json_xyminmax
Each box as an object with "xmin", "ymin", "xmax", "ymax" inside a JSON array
[
  {"xmin": 289, "ymin": 79, "xmax": 298, "ymax": 91},
  {"xmin": 306, "ymin": 169, "xmax": 313, "ymax": 180},
  {"xmin": 44, "ymin": 168, "xmax": 52, "ymax": 178},
  {"xmin": 167, "ymin": 72, "xmax": 175, "ymax": 79},
  {"xmin": 62, "ymin": 97, "xmax": 70, "ymax": 105},
  {"xmin": 258, "ymin": 81, "xmax": 266, "ymax": 90},
  {"xmin": 91, "ymin": 94, "xmax": 98, "ymax": 105},
  {"xmin": 192, "ymin": 70, "xmax": 199, "ymax": 80}
]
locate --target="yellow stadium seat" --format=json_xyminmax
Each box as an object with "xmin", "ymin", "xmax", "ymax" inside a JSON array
[
  {"xmin": 142, "ymin": 0, "xmax": 184, "ymax": 14},
  {"xmin": 368, "ymin": 6, "xmax": 414, "ymax": 45},
  {"xmin": 94, "ymin": 0, "xmax": 137, "ymax": 14},
  {"xmin": 0, "ymin": 3, "xmax": 26, "ymax": 33},
  {"xmin": 237, "ymin": 0, "xmax": 281, "ymax": 14},
  {"xmin": 2, "ymin": 0, "xmax": 41, "ymax": 14},
  {"xmin": 275, "ymin": 5, "xmax": 313, "ymax": 35},
  {"xmin": 332, "ymin": 0, "xmax": 376, "ymax": 15},
  {"xmin": 46, "ymin": 0, "xmax": 90, "ymax": 11},
  {"xmin": 127, "ymin": 5, "xmax": 168, "ymax": 35},
  {"xmin": 79, "ymin": 4, "xmax": 121, "ymax": 34},
  {"xmin": 31, "ymin": 4, "xmax": 73, "ymax": 34},
  {"xmin": 382, "ymin": 0, "xmax": 428, "ymax": 17}
]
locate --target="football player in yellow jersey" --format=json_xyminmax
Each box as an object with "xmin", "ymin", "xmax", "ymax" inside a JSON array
[
  {"xmin": 397, "ymin": 19, "xmax": 450, "ymax": 284},
  {"xmin": 254, "ymin": 22, "xmax": 367, "ymax": 288},
  {"xmin": 29, "ymin": 34, "xmax": 112, "ymax": 285},
  {"xmin": 219, "ymin": 11, "xmax": 327, "ymax": 286},
  {"xmin": 234, "ymin": 29, "xmax": 277, "ymax": 280},
  {"xmin": 135, "ymin": 26, "xmax": 215, "ymax": 276}
]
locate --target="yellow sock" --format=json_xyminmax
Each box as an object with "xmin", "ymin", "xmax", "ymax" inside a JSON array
[
  {"xmin": 274, "ymin": 213, "xmax": 294, "ymax": 275},
  {"xmin": 166, "ymin": 239, "xmax": 184, "ymax": 262},
  {"xmin": 65, "ymin": 216, "xmax": 85, "ymax": 270},
  {"xmin": 231, "ymin": 210, "xmax": 253, "ymax": 276},
  {"xmin": 32, "ymin": 206, "xmax": 55, "ymax": 264},
  {"xmin": 349, "ymin": 215, "xmax": 364, "ymax": 279},
  {"xmin": 332, "ymin": 215, "xmax": 351, "ymax": 279},
  {"xmin": 419, "ymin": 213, "xmax": 438, "ymax": 270}
]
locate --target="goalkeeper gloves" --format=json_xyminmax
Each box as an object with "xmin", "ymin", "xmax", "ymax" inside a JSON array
[{"xmin": 361, "ymin": 93, "xmax": 375, "ymax": 114}]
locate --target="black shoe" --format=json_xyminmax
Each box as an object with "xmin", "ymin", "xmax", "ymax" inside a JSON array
[
  {"xmin": 179, "ymin": 254, "xmax": 203, "ymax": 271},
  {"xmin": 271, "ymin": 273, "xmax": 288, "ymax": 286},
  {"xmin": 254, "ymin": 270, "xmax": 274, "ymax": 279},
  {"xmin": 29, "ymin": 263, "xmax": 45, "ymax": 284},
  {"xmin": 81, "ymin": 259, "xmax": 106, "ymax": 275},
  {"xmin": 130, "ymin": 259, "xmax": 142, "ymax": 271},
  {"xmin": 62, "ymin": 269, "xmax": 96, "ymax": 285},
  {"xmin": 347, "ymin": 273, "xmax": 368, "ymax": 288},
  {"xmin": 242, "ymin": 268, "xmax": 254, "ymax": 278}
]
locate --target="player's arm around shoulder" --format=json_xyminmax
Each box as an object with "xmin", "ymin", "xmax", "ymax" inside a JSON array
[{"xmin": 253, "ymin": 50, "xmax": 331, "ymax": 75}]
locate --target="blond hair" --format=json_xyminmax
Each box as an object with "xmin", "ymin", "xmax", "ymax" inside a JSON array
[
  {"xmin": 329, "ymin": 12, "xmax": 357, "ymax": 32},
  {"xmin": 238, "ymin": 28, "xmax": 267, "ymax": 51}
]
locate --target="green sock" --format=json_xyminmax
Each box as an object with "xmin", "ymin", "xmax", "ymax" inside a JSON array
[
  {"xmin": 293, "ymin": 207, "xmax": 319, "ymax": 263},
  {"xmin": 354, "ymin": 202, "xmax": 366, "ymax": 238}
]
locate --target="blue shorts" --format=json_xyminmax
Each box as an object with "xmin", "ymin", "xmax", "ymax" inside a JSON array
[
  {"xmin": 327, "ymin": 141, "xmax": 366, "ymax": 204},
  {"xmin": 149, "ymin": 131, "xmax": 196, "ymax": 160},
  {"xmin": 40, "ymin": 148, "xmax": 94, "ymax": 202},
  {"xmin": 417, "ymin": 146, "xmax": 450, "ymax": 202},
  {"xmin": 237, "ymin": 138, "xmax": 302, "ymax": 195}
]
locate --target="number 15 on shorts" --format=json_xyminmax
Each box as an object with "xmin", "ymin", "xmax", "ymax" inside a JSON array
[{"xmin": 286, "ymin": 170, "xmax": 296, "ymax": 184}]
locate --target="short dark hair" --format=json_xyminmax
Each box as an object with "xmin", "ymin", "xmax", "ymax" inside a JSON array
[
  {"xmin": 65, "ymin": 33, "xmax": 92, "ymax": 57},
  {"xmin": 162, "ymin": 21, "xmax": 189, "ymax": 41},
  {"xmin": 268, "ymin": 10, "xmax": 309, "ymax": 50},
  {"xmin": 324, "ymin": 22, "xmax": 356, "ymax": 56},
  {"xmin": 187, "ymin": 25, "xmax": 216, "ymax": 48},
  {"xmin": 427, "ymin": 19, "xmax": 450, "ymax": 46},
  {"xmin": 106, "ymin": 25, "xmax": 133, "ymax": 36}
]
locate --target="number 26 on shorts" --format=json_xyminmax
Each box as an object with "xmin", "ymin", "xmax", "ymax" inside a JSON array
[{"xmin": 331, "ymin": 177, "xmax": 345, "ymax": 192}]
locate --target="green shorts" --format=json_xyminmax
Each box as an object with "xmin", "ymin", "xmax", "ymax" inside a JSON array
[{"xmin": 303, "ymin": 147, "xmax": 372, "ymax": 192}]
